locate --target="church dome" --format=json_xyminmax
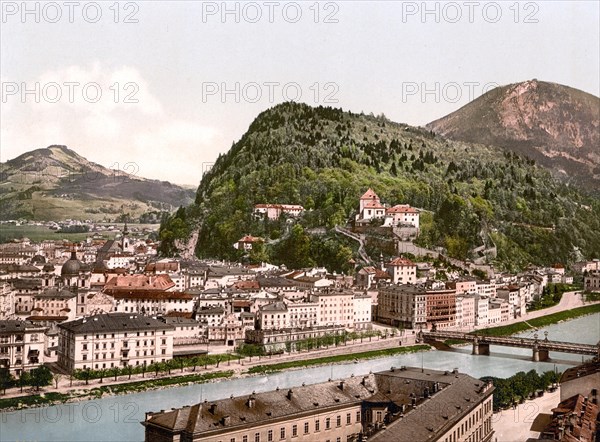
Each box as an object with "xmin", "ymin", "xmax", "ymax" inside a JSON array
[{"xmin": 61, "ymin": 251, "xmax": 82, "ymax": 277}]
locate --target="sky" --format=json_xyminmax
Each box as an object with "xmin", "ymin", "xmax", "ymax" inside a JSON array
[{"xmin": 1, "ymin": 1, "xmax": 599, "ymax": 186}]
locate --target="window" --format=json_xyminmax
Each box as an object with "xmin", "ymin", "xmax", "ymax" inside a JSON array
[
  {"xmin": 315, "ymin": 420, "xmax": 320, "ymax": 432},
  {"xmin": 254, "ymin": 433, "xmax": 260, "ymax": 442},
  {"xmin": 304, "ymin": 422, "xmax": 309, "ymax": 434},
  {"xmin": 292, "ymin": 425, "xmax": 297, "ymax": 437},
  {"xmin": 267, "ymin": 430, "xmax": 273, "ymax": 442},
  {"xmin": 336, "ymin": 415, "xmax": 341, "ymax": 427},
  {"xmin": 243, "ymin": 437, "xmax": 248, "ymax": 442},
  {"xmin": 280, "ymin": 428, "xmax": 285, "ymax": 440},
  {"xmin": 326, "ymin": 418, "xmax": 331, "ymax": 430},
  {"xmin": 346, "ymin": 413, "xmax": 351, "ymax": 425},
  {"xmin": 231, "ymin": 439, "xmax": 236, "ymax": 442}
]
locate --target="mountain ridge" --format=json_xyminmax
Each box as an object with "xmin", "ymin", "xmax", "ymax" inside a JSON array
[
  {"xmin": 426, "ymin": 79, "xmax": 600, "ymax": 190},
  {"xmin": 0, "ymin": 145, "xmax": 195, "ymax": 221}
]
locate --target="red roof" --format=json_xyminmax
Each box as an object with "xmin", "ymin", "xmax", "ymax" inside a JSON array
[
  {"xmin": 360, "ymin": 188, "xmax": 379, "ymax": 200},
  {"xmin": 237, "ymin": 235, "xmax": 263, "ymax": 243},
  {"xmin": 387, "ymin": 205, "xmax": 419, "ymax": 214},
  {"xmin": 387, "ymin": 257, "xmax": 416, "ymax": 267}
]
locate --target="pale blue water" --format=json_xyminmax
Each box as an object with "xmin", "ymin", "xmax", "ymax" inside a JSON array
[{"xmin": 1, "ymin": 313, "xmax": 598, "ymax": 442}]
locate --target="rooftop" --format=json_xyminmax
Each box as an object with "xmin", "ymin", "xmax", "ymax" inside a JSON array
[{"xmin": 58, "ymin": 312, "xmax": 174, "ymax": 334}]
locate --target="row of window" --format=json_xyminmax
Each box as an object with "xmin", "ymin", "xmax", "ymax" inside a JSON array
[
  {"xmin": 221, "ymin": 412, "xmax": 360, "ymax": 442},
  {"xmin": 82, "ymin": 330, "xmax": 166, "ymax": 340}
]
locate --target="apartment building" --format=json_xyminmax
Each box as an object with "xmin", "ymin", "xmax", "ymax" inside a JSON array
[
  {"xmin": 0, "ymin": 320, "xmax": 46, "ymax": 375},
  {"xmin": 57, "ymin": 312, "xmax": 175, "ymax": 373},
  {"xmin": 143, "ymin": 367, "xmax": 494, "ymax": 442}
]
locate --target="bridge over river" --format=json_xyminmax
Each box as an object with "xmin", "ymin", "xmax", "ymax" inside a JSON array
[{"xmin": 421, "ymin": 330, "xmax": 600, "ymax": 362}]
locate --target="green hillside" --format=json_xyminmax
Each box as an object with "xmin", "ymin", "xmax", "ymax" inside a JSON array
[{"xmin": 159, "ymin": 102, "xmax": 600, "ymax": 272}]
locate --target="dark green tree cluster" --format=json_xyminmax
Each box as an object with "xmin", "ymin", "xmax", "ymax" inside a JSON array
[
  {"xmin": 0, "ymin": 366, "xmax": 53, "ymax": 394},
  {"xmin": 481, "ymin": 369, "xmax": 561, "ymax": 410}
]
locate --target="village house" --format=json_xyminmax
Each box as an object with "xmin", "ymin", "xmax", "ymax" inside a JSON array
[
  {"xmin": 253, "ymin": 203, "xmax": 305, "ymax": 220},
  {"xmin": 355, "ymin": 188, "xmax": 387, "ymax": 225},
  {"xmin": 584, "ymin": 270, "xmax": 600, "ymax": 292},
  {"xmin": 233, "ymin": 235, "xmax": 264, "ymax": 251}
]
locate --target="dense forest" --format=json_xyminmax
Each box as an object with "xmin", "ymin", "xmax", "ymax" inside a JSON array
[{"xmin": 159, "ymin": 102, "xmax": 600, "ymax": 272}]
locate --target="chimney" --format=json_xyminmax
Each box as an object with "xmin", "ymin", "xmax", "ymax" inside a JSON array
[
  {"xmin": 221, "ymin": 415, "xmax": 230, "ymax": 426},
  {"xmin": 338, "ymin": 381, "xmax": 345, "ymax": 391},
  {"xmin": 209, "ymin": 404, "xmax": 217, "ymax": 414},
  {"xmin": 424, "ymin": 387, "xmax": 430, "ymax": 399},
  {"xmin": 287, "ymin": 389, "xmax": 293, "ymax": 400},
  {"xmin": 247, "ymin": 396, "xmax": 256, "ymax": 408}
]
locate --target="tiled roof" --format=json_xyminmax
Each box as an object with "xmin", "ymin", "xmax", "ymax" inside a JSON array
[
  {"xmin": 387, "ymin": 204, "xmax": 419, "ymax": 214},
  {"xmin": 0, "ymin": 319, "xmax": 47, "ymax": 333},
  {"xmin": 104, "ymin": 274, "xmax": 175, "ymax": 290},
  {"xmin": 145, "ymin": 374, "xmax": 375, "ymax": 436},
  {"xmin": 387, "ymin": 257, "xmax": 416, "ymax": 267},
  {"xmin": 58, "ymin": 312, "xmax": 174, "ymax": 334},
  {"xmin": 360, "ymin": 188, "xmax": 379, "ymax": 200}
]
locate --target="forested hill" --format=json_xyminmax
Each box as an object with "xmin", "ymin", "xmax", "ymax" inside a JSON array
[{"xmin": 159, "ymin": 102, "xmax": 600, "ymax": 271}]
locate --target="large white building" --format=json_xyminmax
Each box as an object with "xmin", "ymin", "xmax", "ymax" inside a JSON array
[{"xmin": 57, "ymin": 312, "xmax": 175, "ymax": 373}]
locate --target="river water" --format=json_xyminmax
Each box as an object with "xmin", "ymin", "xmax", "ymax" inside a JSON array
[{"xmin": 1, "ymin": 314, "xmax": 598, "ymax": 442}]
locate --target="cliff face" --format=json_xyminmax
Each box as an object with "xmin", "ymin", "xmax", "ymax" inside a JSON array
[{"xmin": 427, "ymin": 80, "xmax": 600, "ymax": 190}]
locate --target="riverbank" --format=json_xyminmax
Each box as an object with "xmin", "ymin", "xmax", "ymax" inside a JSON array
[
  {"xmin": 475, "ymin": 304, "xmax": 600, "ymax": 337},
  {"xmin": 0, "ymin": 336, "xmax": 426, "ymax": 411},
  {"xmin": 0, "ymin": 370, "xmax": 234, "ymax": 411}
]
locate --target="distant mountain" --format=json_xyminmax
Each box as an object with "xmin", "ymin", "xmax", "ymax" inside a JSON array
[
  {"xmin": 426, "ymin": 80, "xmax": 600, "ymax": 190},
  {"xmin": 0, "ymin": 145, "xmax": 195, "ymax": 221},
  {"xmin": 159, "ymin": 102, "xmax": 600, "ymax": 271}
]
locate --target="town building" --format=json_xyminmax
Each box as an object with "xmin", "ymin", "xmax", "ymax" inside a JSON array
[
  {"xmin": 57, "ymin": 312, "xmax": 175, "ymax": 373},
  {"xmin": 584, "ymin": 270, "xmax": 600, "ymax": 292},
  {"xmin": 386, "ymin": 257, "xmax": 417, "ymax": 285},
  {"xmin": 0, "ymin": 320, "xmax": 46, "ymax": 375},
  {"xmin": 143, "ymin": 367, "xmax": 495, "ymax": 442}
]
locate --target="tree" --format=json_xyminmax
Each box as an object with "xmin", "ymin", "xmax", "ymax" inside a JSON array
[
  {"xmin": 18, "ymin": 371, "xmax": 30, "ymax": 393},
  {"xmin": 53, "ymin": 373, "xmax": 63, "ymax": 389},
  {"xmin": 107, "ymin": 367, "xmax": 119, "ymax": 382},
  {"xmin": 0, "ymin": 368, "xmax": 13, "ymax": 394},
  {"xmin": 30, "ymin": 366, "xmax": 53, "ymax": 391}
]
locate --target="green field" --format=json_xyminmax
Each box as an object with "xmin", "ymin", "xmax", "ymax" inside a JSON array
[{"xmin": 0, "ymin": 224, "xmax": 159, "ymax": 243}]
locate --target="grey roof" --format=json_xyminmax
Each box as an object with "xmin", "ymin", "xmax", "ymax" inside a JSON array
[
  {"xmin": 256, "ymin": 276, "xmax": 295, "ymax": 288},
  {"xmin": 207, "ymin": 266, "xmax": 253, "ymax": 277},
  {"xmin": 58, "ymin": 312, "xmax": 175, "ymax": 334},
  {"xmin": 368, "ymin": 369, "xmax": 494, "ymax": 442},
  {"xmin": 0, "ymin": 320, "xmax": 47, "ymax": 334},
  {"xmin": 35, "ymin": 287, "xmax": 76, "ymax": 299},
  {"xmin": 144, "ymin": 367, "xmax": 493, "ymax": 442},
  {"xmin": 161, "ymin": 316, "xmax": 199, "ymax": 326},
  {"xmin": 144, "ymin": 374, "xmax": 375, "ymax": 437},
  {"xmin": 261, "ymin": 301, "xmax": 288, "ymax": 312}
]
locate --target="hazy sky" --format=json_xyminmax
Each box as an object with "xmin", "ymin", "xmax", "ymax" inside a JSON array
[{"xmin": 1, "ymin": 1, "xmax": 599, "ymax": 185}]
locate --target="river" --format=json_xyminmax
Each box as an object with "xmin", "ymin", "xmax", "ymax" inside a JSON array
[{"xmin": 1, "ymin": 313, "xmax": 598, "ymax": 442}]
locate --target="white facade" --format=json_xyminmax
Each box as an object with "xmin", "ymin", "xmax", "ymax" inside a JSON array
[
  {"xmin": 352, "ymin": 294, "xmax": 372, "ymax": 329},
  {"xmin": 386, "ymin": 258, "xmax": 417, "ymax": 285},
  {"xmin": 57, "ymin": 313, "xmax": 174, "ymax": 373},
  {"xmin": 0, "ymin": 320, "xmax": 46, "ymax": 375}
]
